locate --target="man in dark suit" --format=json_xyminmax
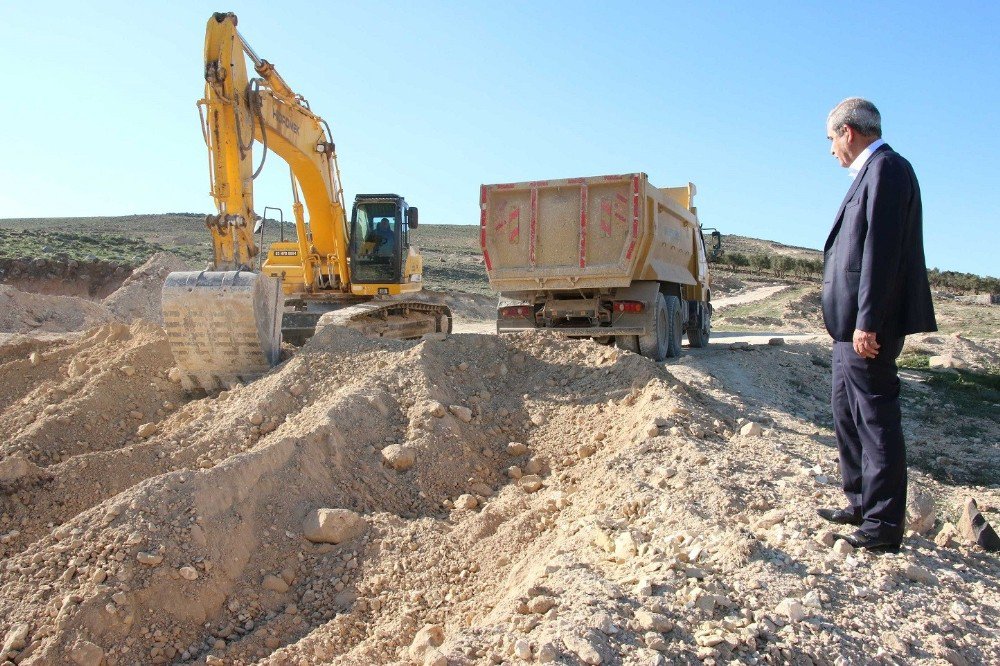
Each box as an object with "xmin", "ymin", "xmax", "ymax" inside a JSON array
[{"xmin": 819, "ymin": 98, "xmax": 937, "ymax": 552}]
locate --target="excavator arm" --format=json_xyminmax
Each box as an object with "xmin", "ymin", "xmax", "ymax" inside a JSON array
[{"xmin": 199, "ymin": 12, "xmax": 349, "ymax": 289}]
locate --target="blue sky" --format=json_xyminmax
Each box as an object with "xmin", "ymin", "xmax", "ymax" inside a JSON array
[{"xmin": 2, "ymin": 1, "xmax": 997, "ymax": 276}]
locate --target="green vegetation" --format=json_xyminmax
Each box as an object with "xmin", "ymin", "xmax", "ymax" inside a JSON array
[{"xmin": 898, "ymin": 351, "xmax": 931, "ymax": 369}]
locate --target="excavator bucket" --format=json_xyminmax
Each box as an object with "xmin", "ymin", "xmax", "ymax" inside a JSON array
[{"xmin": 161, "ymin": 271, "xmax": 284, "ymax": 392}]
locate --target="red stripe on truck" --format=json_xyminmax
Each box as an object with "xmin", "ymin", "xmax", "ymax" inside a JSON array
[
  {"xmin": 530, "ymin": 188, "xmax": 538, "ymax": 267},
  {"xmin": 480, "ymin": 185, "xmax": 492, "ymax": 271},
  {"xmin": 579, "ymin": 185, "xmax": 588, "ymax": 268},
  {"xmin": 626, "ymin": 175, "xmax": 640, "ymax": 260}
]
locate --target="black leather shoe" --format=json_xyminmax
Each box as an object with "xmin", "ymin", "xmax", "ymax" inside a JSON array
[
  {"xmin": 817, "ymin": 507, "xmax": 863, "ymax": 526},
  {"xmin": 835, "ymin": 530, "xmax": 901, "ymax": 553}
]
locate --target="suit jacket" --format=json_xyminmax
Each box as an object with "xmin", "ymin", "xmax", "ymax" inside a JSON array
[{"xmin": 822, "ymin": 143, "xmax": 937, "ymax": 342}]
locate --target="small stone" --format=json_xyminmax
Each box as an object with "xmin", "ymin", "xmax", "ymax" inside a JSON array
[
  {"xmin": 136, "ymin": 551, "xmax": 163, "ymax": 566},
  {"xmin": 506, "ymin": 442, "xmax": 528, "ymax": 456},
  {"xmin": 562, "ymin": 631, "xmax": 603, "ymax": 664},
  {"xmin": 514, "ymin": 639, "xmax": 532, "ymax": 660},
  {"xmin": 69, "ymin": 640, "xmax": 104, "ymax": 666},
  {"xmin": 427, "ymin": 401, "xmax": 447, "ymax": 417},
  {"xmin": 832, "ymin": 538, "xmax": 855, "ymax": 558},
  {"xmin": 906, "ymin": 486, "xmax": 937, "ymax": 534},
  {"xmin": 957, "ymin": 497, "xmax": 1000, "ymax": 551},
  {"xmin": 520, "ymin": 475, "xmax": 543, "ymax": 493},
  {"xmin": 29, "ymin": 352, "xmax": 41, "ymax": 366},
  {"xmin": 449, "ymin": 405, "xmax": 473, "ymax": 423},
  {"xmin": 537, "ymin": 641, "xmax": 559, "ymax": 662},
  {"xmin": 527, "ymin": 596, "xmax": 557, "ymax": 614},
  {"xmin": 531, "ymin": 413, "xmax": 547, "ymax": 426},
  {"xmin": 248, "ymin": 413, "xmax": 264, "ymax": 426},
  {"xmin": 577, "ymin": 443, "xmax": 597, "ymax": 458},
  {"xmin": 167, "ymin": 367, "xmax": 184, "ymax": 383},
  {"xmin": 645, "ymin": 632, "xmax": 669, "ymax": 651},
  {"xmin": 740, "ymin": 422, "xmax": 763, "ymax": 438},
  {"xmin": 409, "ymin": 624, "xmax": 445, "ymax": 662},
  {"xmin": 1, "ymin": 623, "xmax": 30, "ymax": 658},
  {"xmin": 635, "ymin": 610, "xmax": 673, "ymax": 632},
  {"xmin": 179, "ymin": 566, "xmax": 199, "ymax": 581},
  {"xmin": 136, "ymin": 422, "xmax": 158, "ymax": 438},
  {"xmin": 525, "ymin": 456, "xmax": 544, "ymax": 474},
  {"xmin": 815, "ymin": 530, "xmax": 837, "ymax": 547},
  {"xmin": 613, "ymin": 531, "xmax": 638, "ymax": 561},
  {"xmin": 454, "ymin": 494, "xmax": 479, "ymax": 510},
  {"xmin": 262, "ymin": 574, "xmax": 290, "ymax": 593},
  {"xmin": 507, "ymin": 465, "xmax": 523, "ymax": 480},
  {"xmin": 928, "ymin": 355, "xmax": 967, "ymax": 369},
  {"xmin": 776, "ymin": 598, "xmax": 806, "ymax": 623},
  {"xmin": 903, "ymin": 563, "xmax": 937, "ymax": 585},
  {"xmin": 0, "ymin": 454, "xmax": 45, "ymax": 486},
  {"xmin": 645, "ymin": 423, "xmax": 660, "ymax": 438},
  {"xmin": 302, "ymin": 508, "xmax": 367, "ymax": 544},
  {"xmin": 768, "ymin": 337, "xmax": 785, "ymax": 346},
  {"xmin": 120, "ymin": 365, "xmax": 136, "ymax": 377},
  {"xmin": 935, "ymin": 522, "xmax": 961, "ymax": 548},
  {"xmin": 381, "ymin": 444, "xmax": 416, "ymax": 472}
]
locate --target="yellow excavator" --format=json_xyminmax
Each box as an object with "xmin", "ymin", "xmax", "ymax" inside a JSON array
[{"xmin": 162, "ymin": 13, "xmax": 451, "ymax": 391}]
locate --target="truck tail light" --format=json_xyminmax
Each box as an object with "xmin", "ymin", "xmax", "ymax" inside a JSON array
[
  {"xmin": 499, "ymin": 306, "xmax": 534, "ymax": 318},
  {"xmin": 612, "ymin": 301, "xmax": 645, "ymax": 313}
]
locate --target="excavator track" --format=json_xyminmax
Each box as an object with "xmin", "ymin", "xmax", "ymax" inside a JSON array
[
  {"xmin": 161, "ymin": 271, "xmax": 284, "ymax": 392},
  {"xmin": 315, "ymin": 300, "xmax": 452, "ymax": 340}
]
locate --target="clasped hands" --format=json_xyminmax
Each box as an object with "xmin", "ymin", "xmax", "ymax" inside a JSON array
[{"xmin": 852, "ymin": 329, "xmax": 880, "ymax": 359}]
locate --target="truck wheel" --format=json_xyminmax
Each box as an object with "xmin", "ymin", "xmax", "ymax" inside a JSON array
[
  {"xmin": 687, "ymin": 304, "xmax": 710, "ymax": 348},
  {"xmin": 664, "ymin": 295, "xmax": 683, "ymax": 358},
  {"xmin": 639, "ymin": 294, "xmax": 669, "ymax": 361},
  {"xmin": 615, "ymin": 335, "xmax": 639, "ymax": 353}
]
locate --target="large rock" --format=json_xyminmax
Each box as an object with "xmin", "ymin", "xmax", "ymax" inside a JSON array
[
  {"xmin": 302, "ymin": 508, "xmax": 367, "ymax": 544},
  {"xmin": 957, "ymin": 498, "xmax": 1000, "ymax": 552},
  {"xmin": 906, "ymin": 486, "xmax": 937, "ymax": 534}
]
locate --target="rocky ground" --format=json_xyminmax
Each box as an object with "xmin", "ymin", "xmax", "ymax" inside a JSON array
[{"xmin": 0, "ymin": 254, "xmax": 997, "ymax": 666}]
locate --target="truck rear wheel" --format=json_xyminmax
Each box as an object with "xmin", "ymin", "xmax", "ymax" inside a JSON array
[
  {"xmin": 687, "ymin": 303, "xmax": 710, "ymax": 348},
  {"xmin": 664, "ymin": 295, "xmax": 683, "ymax": 358},
  {"xmin": 639, "ymin": 294, "xmax": 669, "ymax": 361}
]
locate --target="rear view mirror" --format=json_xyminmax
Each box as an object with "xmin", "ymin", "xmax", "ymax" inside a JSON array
[
  {"xmin": 711, "ymin": 230, "xmax": 721, "ymax": 250},
  {"xmin": 407, "ymin": 207, "xmax": 419, "ymax": 228}
]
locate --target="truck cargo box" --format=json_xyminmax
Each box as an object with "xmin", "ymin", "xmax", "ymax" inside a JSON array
[{"xmin": 480, "ymin": 173, "xmax": 709, "ymax": 296}]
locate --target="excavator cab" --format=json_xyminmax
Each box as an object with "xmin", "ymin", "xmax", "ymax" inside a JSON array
[{"xmin": 349, "ymin": 194, "xmax": 415, "ymax": 286}]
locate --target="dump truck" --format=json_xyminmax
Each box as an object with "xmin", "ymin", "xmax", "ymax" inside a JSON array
[{"xmin": 480, "ymin": 173, "xmax": 720, "ymax": 360}]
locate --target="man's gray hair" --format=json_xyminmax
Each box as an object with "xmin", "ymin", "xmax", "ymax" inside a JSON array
[{"xmin": 828, "ymin": 98, "xmax": 882, "ymax": 138}]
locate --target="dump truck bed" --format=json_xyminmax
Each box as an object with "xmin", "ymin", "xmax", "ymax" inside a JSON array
[{"xmin": 480, "ymin": 173, "xmax": 708, "ymax": 294}]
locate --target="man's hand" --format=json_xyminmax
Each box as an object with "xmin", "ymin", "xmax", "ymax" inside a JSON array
[{"xmin": 853, "ymin": 329, "xmax": 880, "ymax": 359}]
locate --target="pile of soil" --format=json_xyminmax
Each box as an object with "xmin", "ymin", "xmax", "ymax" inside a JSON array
[{"xmin": 0, "ymin": 257, "xmax": 997, "ymax": 665}]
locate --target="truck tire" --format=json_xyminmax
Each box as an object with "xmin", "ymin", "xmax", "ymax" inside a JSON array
[
  {"xmin": 687, "ymin": 303, "xmax": 710, "ymax": 348},
  {"xmin": 615, "ymin": 335, "xmax": 639, "ymax": 353},
  {"xmin": 639, "ymin": 294, "xmax": 669, "ymax": 361},
  {"xmin": 664, "ymin": 295, "xmax": 683, "ymax": 358}
]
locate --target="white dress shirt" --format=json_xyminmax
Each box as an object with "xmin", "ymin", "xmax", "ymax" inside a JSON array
[{"xmin": 849, "ymin": 138, "xmax": 886, "ymax": 179}]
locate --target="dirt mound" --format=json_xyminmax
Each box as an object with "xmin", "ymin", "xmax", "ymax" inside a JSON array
[
  {"xmin": 103, "ymin": 252, "xmax": 190, "ymax": 325},
  {"xmin": 0, "ymin": 284, "xmax": 116, "ymax": 334},
  {"xmin": 0, "ymin": 323, "xmax": 997, "ymax": 665}
]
